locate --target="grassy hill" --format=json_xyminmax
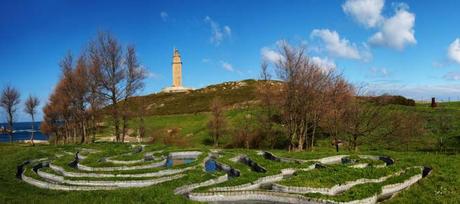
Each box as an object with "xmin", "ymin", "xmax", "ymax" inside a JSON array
[
  {"xmin": 98, "ymin": 79, "xmax": 460, "ymax": 152},
  {"xmin": 125, "ymin": 79, "xmax": 265, "ymax": 116}
]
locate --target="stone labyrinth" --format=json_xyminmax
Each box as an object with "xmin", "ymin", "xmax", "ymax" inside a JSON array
[{"xmin": 17, "ymin": 145, "xmax": 432, "ymax": 204}]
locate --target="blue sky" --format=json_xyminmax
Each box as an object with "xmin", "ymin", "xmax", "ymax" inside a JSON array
[{"xmin": 1, "ymin": 0, "xmax": 460, "ymax": 121}]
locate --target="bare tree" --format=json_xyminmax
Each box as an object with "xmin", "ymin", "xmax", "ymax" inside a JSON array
[
  {"xmin": 322, "ymin": 76, "xmax": 354, "ymax": 152},
  {"xmin": 89, "ymin": 32, "xmax": 146, "ymax": 142},
  {"xmin": 0, "ymin": 85, "xmax": 21, "ymax": 143},
  {"xmin": 89, "ymin": 32, "xmax": 125, "ymax": 142},
  {"xmin": 208, "ymin": 97, "xmax": 226, "ymax": 147},
  {"xmin": 24, "ymin": 95, "xmax": 40, "ymax": 146},
  {"xmin": 342, "ymin": 98, "xmax": 390, "ymax": 151},
  {"xmin": 257, "ymin": 61, "xmax": 277, "ymax": 148},
  {"xmin": 273, "ymin": 42, "xmax": 350, "ymax": 151},
  {"xmin": 87, "ymin": 57, "xmax": 104, "ymax": 143},
  {"xmin": 41, "ymin": 32, "xmax": 147, "ymax": 144},
  {"xmin": 121, "ymin": 45, "xmax": 146, "ymax": 142}
]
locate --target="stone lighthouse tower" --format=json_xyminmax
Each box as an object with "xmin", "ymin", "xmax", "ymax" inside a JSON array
[
  {"xmin": 172, "ymin": 48, "xmax": 182, "ymax": 87},
  {"xmin": 162, "ymin": 48, "xmax": 193, "ymax": 93}
]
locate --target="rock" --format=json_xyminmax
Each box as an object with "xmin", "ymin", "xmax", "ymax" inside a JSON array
[
  {"xmin": 314, "ymin": 163, "xmax": 326, "ymax": 169},
  {"xmin": 144, "ymin": 153, "xmax": 155, "ymax": 161},
  {"xmin": 422, "ymin": 166, "xmax": 432, "ymax": 178},
  {"xmin": 379, "ymin": 156, "xmax": 394, "ymax": 166},
  {"xmin": 263, "ymin": 151, "xmax": 281, "ymax": 162},
  {"xmin": 32, "ymin": 161, "xmax": 49, "ymax": 173},
  {"xmin": 239, "ymin": 156, "xmax": 267, "ymax": 173},
  {"xmin": 16, "ymin": 160, "xmax": 30, "ymax": 179}
]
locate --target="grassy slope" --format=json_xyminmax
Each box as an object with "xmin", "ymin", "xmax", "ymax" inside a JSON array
[
  {"xmin": 124, "ymin": 79, "xmax": 260, "ymax": 116},
  {"xmin": 0, "ymin": 143, "xmax": 459, "ymax": 204}
]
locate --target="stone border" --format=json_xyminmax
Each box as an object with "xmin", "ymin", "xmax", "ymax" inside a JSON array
[
  {"xmin": 174, "ymin": 175, "xmax": 228, "ymax": 195},
  {"xmin": 189, "ymin": 167, "xmax": 430, "ymax": 204},
  {"xmin": 189, "ymin": 190, "xmax": 327, "ymax": 204},
  {"xmin": 77, "ymin": 159, "xmax": 167, "ymax": 171},
  {"xmin": 22, "ymin": 170, "xmax": 118, "ymax": 191},
  {"xmin": 169, "ymin": 151, "xmax": 202, "ymax": 159},
  {"xmin": 50, "ymin": 163, "xmax": 194, "ymax": 178},
  {"xmin": 19, "ymin": 150, "xmax": 431, "ymax": 203},
  {"xmin": 37, "ymin": 169, "xmax": 185, "ymax": 188},
  {"xmin": 104, "ymin": 150, "xmax": 164, "ymax": 164},
  {"xmin": 272, "ymin": 168, "xmax": 411, "ymax": 195},
  {"xmin": 263, "ymin": 151, "xmax": 349, "ymax": 165},
  {"xmin": 209, "ymin": 168, "xmax": 296, "ymax": 192}
]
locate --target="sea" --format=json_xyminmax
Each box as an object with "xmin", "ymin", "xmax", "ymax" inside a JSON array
[{"xmin": 0, "ymin": 122, "xmax": 48, "ymax": 142}]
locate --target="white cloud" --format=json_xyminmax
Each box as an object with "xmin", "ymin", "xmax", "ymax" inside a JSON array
[
  {"xmin": 220, "ymin": 61, "xmax": 234, "ymax": 72},
  {"xmin": 448, "ymin": 38, "xmax": 460, "ymax": 64},
  {"xmin": 310, "ymin": 29, "xmax": 363, "ymax": 60},
  {"xmin": 443, "ymin": 72, "xmax": 460, "ymax": 81},
  {"xmin": 342, "ymin": 0, "xmax": 384, "ymax": 28},
  {"xmin": 160, "ymin": 11, "xmax": 168, "ymax": 22},
  {"xmin": 368, "ymin": 67, "xmax": 390, "ymax": 78},
  {"xmin": 369, "ymin": 4, "xmax": 416, "ymax": 50},
  {"xmin": 204, "ymin": 16, "xmax": 231, "ymax": 46},
  {"xmin": 261, "ymin": 47, "xmax": 284, "ymax": 63},
  {"xmin": 202, "ymin": 58, "xmax": 211, "ymax": 63},
  {"xmin": 223, "ymin": 26, "xmax": 231, "ymax": 36},
  {"xmin": 311, "ymin": 56, "xmax": 336, "ymax": 72}
]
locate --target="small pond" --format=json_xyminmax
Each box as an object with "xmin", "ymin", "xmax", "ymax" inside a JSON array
[
  {"xmin": 205, "ymin": 159, "xmax": 217, "ymax": 172},
  {"xmin": 165, "ymin": 158, "xmax": 194, "ymax": 167}
]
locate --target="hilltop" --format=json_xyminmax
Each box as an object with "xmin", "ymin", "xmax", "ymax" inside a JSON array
[{"xmin": 124, "ymin": 79, "xmax": 274, "ymax": 116}]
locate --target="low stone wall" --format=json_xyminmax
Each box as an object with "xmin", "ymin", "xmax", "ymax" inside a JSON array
[
  {"xmin": 22, "ymin": 170, "xmax": 117, "ymax": 191},
  {"xmin": 169, "ymin": 151, "xmax": 202, "ymax": 159},
  {"xmin": 37, "ymin": 169, "xmax": 185, "ymax": 187},
  {"xmin": 104, "ymin": 151, "xmax": 164, "ymax": 165},
  {"xmin": 272, "ymin": 169, "xmax": 405, "ymax": 195},
  {"xmin": 339, "ymin": 195, "xmax": 378, "ymax": 204},
  {"xmin": 50, "ymin": 163, "xmax": 193, "ymax": 178},
  {"xmin": 315, "ymin": 155, "xmax": 349, "ymax": 165},
  {"xmin": 350, "ymin": 163, "xmax": 369, "ymax": 168},
  {"xmin": 174, "ymin": 175, "xmax": 228, "ymax": 195},
  {"xmin": 379, "ymin": 170, "xmax": 423, "ymax": 200},
  {"xmin": 77, "ymin": 159, "xmax": 166, "ymax": 171},
  {"xmin": 189, "ymin": 168, "xmax": 424, "ymax": 204},
  {"xmin": 209, "ymin": 168, "xmax": 296, "ymax": 192},
  {"xmin": 105, "ymin": 158, "xmax": 145, "ymax": 165},
  {"xmin": 188, "ymin": 191, "xmax": 326, "ymax": 204}
]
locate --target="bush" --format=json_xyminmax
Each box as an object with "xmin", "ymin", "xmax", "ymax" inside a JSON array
[{"xmin": 360, "ymin": 95, "xmax": 415, "ymax": 106}]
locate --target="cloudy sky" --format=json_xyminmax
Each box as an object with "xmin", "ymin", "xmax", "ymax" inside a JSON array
[{"xmin": 1, "ymin": 0, "xmax": 460, "ymax": 121}]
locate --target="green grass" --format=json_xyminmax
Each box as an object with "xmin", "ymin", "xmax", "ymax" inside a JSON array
[
  {"xmin": 1, "ymin": 143, "xmax": 459, "ymax": 204},
  {"xmin": 278, "ymin": 165, "xmax": 404, "ymax": 188},
  {"xmin": 304, "ymin": 167, "xmax": 421, "ymax": 202}
]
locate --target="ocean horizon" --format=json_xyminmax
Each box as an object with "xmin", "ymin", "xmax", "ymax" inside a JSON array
[{"xmin": 0, "ymin": 122, "xmax": 48, "ymax": 142}]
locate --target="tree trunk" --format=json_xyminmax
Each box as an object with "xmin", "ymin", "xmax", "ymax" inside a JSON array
[
  {"xmin": 80, "ymin": 121, "xmax": 86, "ymax": 144},
  {"xmin": 30, "ymin": 115, "xmax": 35, "ymax": 146},
  {"xmin": 122, "ymin": 114, "xmax": 127, "ymax": 143},
  {"xmin": 8, "ymin": 111, "xmax": 13, "ymax": 143},
  {"xmin": 311, "ymin": 121, "xmax": 317, "ymax": 151}
]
